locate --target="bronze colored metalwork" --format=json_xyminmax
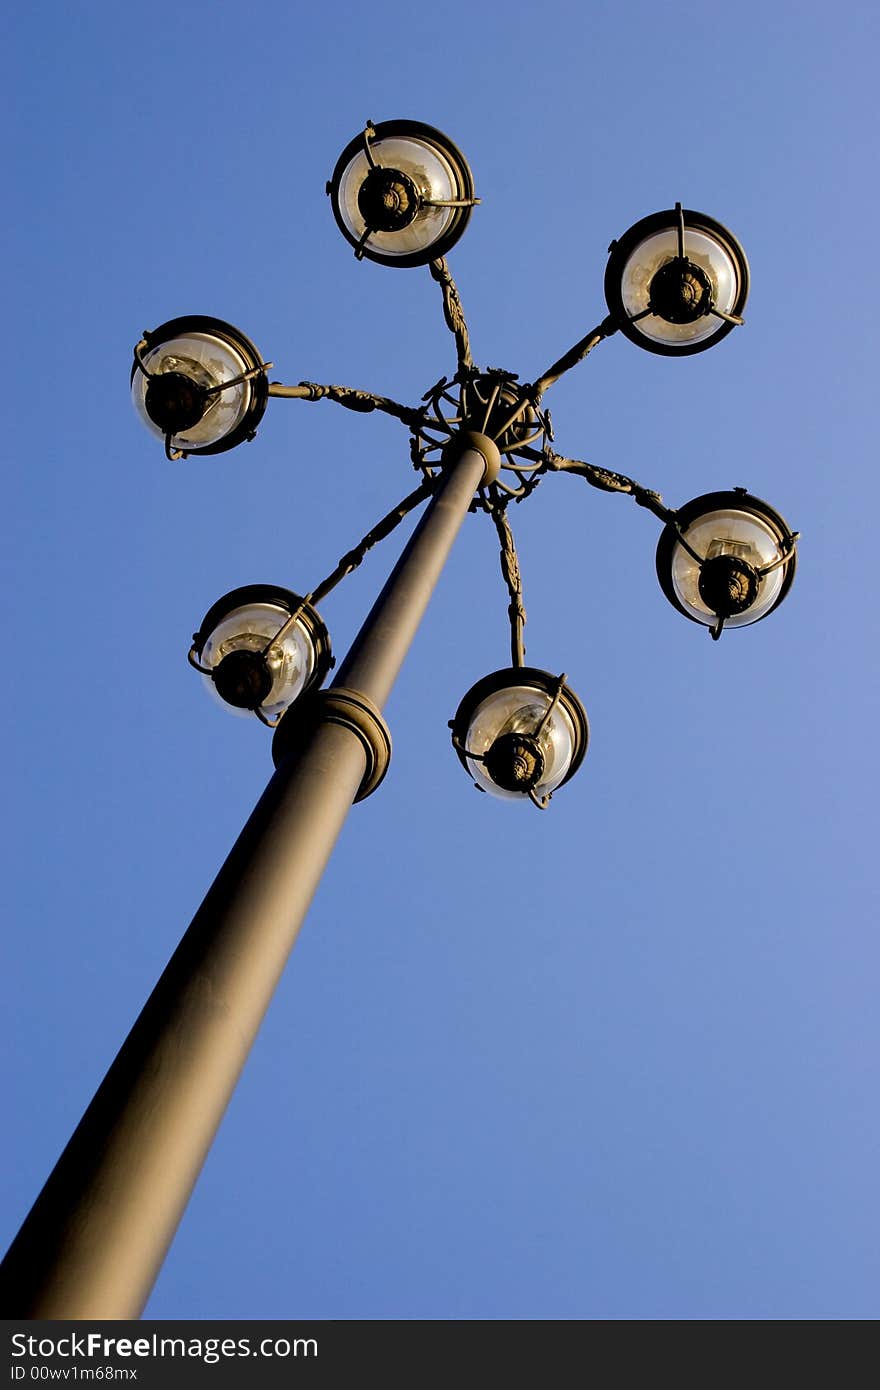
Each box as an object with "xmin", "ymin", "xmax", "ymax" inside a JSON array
[
  {"xmin": 243, "ymin": 230, "xmax": 787, "ymax": 670},
  {"xmin": 655, "ymin": 489, "xmax": 798, "ymax": 639},
  {"xmin": 327, "ymin": 119, "xmax": 479, "ymax": 267},
  {"xmin": 0, "ymin": 119, "xmax": 800, "ymax": 1320},
  {"xmin": 273, "ymin": 687, "xmax": 392, "ymax": 802},
  {"xmin": 697, "ymin": 554, "xmax": 759, "ymax": 616},
  {"xmin": 131, "ymin": 315, "xmax": 272, "ymax": 458},
  {"xmin": 0, "ymin": 436, "xmax": 495, "ymax": 1318},
  {"xmin": 450, "ymin": 668, "xmax": 590, "ymax": 809},
  {"xmin": 428, "ymin": 256, "xmax": 473, "ymax": 372},
  {"xmin": 604, "ymin": 203, "xmax": 750, "ymax": 356},
  {"xmin": 492, "ymin": 508, "xmax": 527, "ymax": 668},
  {"xmin": 267, "ymin": 378, "xmax": 423, "ymax": 425},
  {"xmin": 159, "ymin": 209, "xmax": 790, "ymax": 695},
  {"xmin": 189, "ymin": 584, "xmax": 334, "ymax": 726}
]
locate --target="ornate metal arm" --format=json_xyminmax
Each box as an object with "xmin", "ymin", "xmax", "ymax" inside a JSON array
[
  {"xmin": 531, "ymin": 315, "xmax": 618, "ymax": 399},
  {"xmin": 308, "ymin": 479, "xmax": 434, "ymax": 606},
  {"xmin": 268, "ymin": 380, "xmax": 423, "ymax": 427},
  {"xmin": 199, "ymin": 479, "xmax": 434, "ymax": 730},
  {"xmin": 429, "ymin": 257, "xmax": 474, "ymax": 374},
  {"xmin": 543, "ymin": 447, "xmax": 672, "ymax": 522},
  {"xmin": 491, "ymin": 507, "xmax": 527, "ymax": 667}
]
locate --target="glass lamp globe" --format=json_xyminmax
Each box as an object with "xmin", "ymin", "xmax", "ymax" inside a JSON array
[
  {"xmin": 131, "ymin": 316, "xmax": 269, "ymax": 455},
  {"xmin": 605, "ymin": 205, "xmax": 749, "ymax": 355},
  {"xmin": 451, "ymin": 668, "xmax": 589, "ymax": 807},
  {"xmin": 328, "ymin": 119, "xmax": 477, "ymax": 267},
  {"xmin": 656, "ymin": 490, "xmax": 797, "ymax": 637},
  {"xmin": 191, "ymin": 586, "xmax": 332, "ymax": 723}
]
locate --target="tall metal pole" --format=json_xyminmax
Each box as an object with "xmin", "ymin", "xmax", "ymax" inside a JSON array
[{"xmin": 0, "ymin": 432, "xmax": 500, "ymax": 1319}]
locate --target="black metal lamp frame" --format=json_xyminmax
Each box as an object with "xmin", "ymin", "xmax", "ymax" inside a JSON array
[
  {"xmin": 655, "ymin": 490, "xmax": 798, "ymax": 638},
  {"xmin": 604, "ymin": 203, "xmax": 750, "ymax": 356},
  {"xmin": 131, "ymin": 314, "xmax": 271, "ymax": 458},
  {"xmin": 327, "ymin": 119, "xmax": 479, "ymax": 267},
  {"xmin": 243, "ymin": 205, "xmax": 787, "ymax": 689},
  {"xmin": 163, "ymin": 146, "xmax": 794, "ymax": 739},
  {"xmin": 450, "ymin": 667, "xmax": 590, "ymax": 808},
  {"xmin": 0, "ymin": 118, "xmax": 800, "ymax": 1321},
  {"xmin": 189, "ymin": 584, "xmax": 334, "ymax": 725}
]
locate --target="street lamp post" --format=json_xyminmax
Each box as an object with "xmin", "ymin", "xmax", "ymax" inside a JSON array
[{"xmin": 0, "ymin": 119, "xmax": 798, "ymax": 1318}]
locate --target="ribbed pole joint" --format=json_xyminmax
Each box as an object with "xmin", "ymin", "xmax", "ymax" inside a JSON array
[{"xmin": 272, "ymin": 687, "xmax": 392, "ymax": 800}]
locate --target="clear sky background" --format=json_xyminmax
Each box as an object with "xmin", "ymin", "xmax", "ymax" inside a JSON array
[{"xmin": 2, "ymin": 0, "xmax": 877, "ymax": 1320}]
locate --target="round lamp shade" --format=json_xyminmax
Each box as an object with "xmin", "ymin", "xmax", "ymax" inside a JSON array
[
  {"xmin": 656, "ymin": 491, "xmax": 797, "ymax": 635},
  {"xmin": 191, "ymin": 585, "xmax": 332, "ymax": 722},
  {"xmin": 328, "ymin": 120, "xmax": 476, "ymax": 267},
  {"xmin": 605, "ymin": 206, "xmax": 749, "ymax": 356},
  {"xmin": 451, "ymin": 668, "xmax": 589, "ymax": 807},
  {"xmin": 131, "ymin": 316, "xmax": 269, "ymax": 455}
]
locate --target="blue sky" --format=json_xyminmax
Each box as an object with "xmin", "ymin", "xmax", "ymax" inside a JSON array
[{"xmin": 2, "ymin": 0, "xmax": 877, "ymax": 1319}]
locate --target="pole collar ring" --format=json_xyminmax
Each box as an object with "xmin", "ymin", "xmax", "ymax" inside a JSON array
[{"xmin": 272, "ymin": 687, "xmax": 392, "ymax": 802}]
